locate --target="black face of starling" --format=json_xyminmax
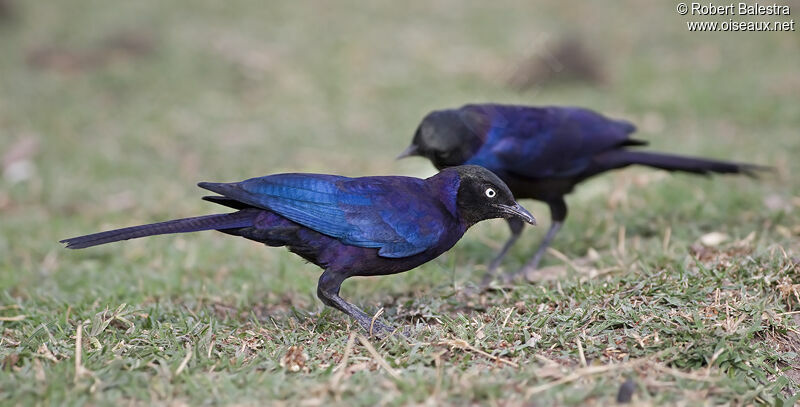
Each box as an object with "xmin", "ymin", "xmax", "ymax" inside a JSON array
[
  {"xmin": 450, "ymin": 165, "xmax": 535, "ymax": 227},
  {"xmin": 399, "ymin": 109, "xmax": 484, "ymax": 170}
]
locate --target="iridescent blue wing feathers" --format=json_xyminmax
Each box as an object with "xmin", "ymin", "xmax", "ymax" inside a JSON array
[{"xmin": 198, "ymin": 174, "xmax": 447, "ymax": 258}]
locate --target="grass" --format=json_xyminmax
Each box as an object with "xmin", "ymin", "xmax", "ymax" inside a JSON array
[{"xmin": 1, "ymin": 0, "xmax": 799, "ymax": 405}]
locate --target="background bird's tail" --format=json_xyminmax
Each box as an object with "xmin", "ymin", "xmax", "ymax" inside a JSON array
[
  {"xmin": 60, "ymin": 210, "xmax": 257, "ymax": 249},
  {"xmin": 598, "ymin": 150, "xmax": 770, "ymax": 177}
]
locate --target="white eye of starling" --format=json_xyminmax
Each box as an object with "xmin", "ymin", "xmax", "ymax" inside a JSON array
[{"xmin": 485, "ymin": 188, "xmax": 496, "ymax": 198}]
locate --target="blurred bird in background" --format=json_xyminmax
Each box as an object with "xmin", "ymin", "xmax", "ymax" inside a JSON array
[{"xmin": 399, "ymin": 103, "xmax": 769, "ymax": 284}]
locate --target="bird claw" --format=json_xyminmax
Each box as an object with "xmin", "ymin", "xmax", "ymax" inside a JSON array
[
  {"xmin": 458, "ymin": 284, "xmax": 491, "ymax": 297},
  {"xmin": 486, "ymin": 259, "xmax": 502, "ymax": 274},
  {"xmin": 360, "ymin": 318, "xmax": 409, "ymax": 339},
  {"xmin": 367, "ymin": 321, "xmax": 394, "ymax": 337},
  {"xmin": 481, "ymin": 257, "xmax": 509, "ymax": 286},
  {"xmin": 480, "ymin": 271, "xmax": 498, "ymax": 287},
  {"xmin": 500, "ymin": 265, "xmax": 539, "ymax": 285},
  {"xmin": 475, "ymin": 261, "xmax": 542, "ymax": 291}
]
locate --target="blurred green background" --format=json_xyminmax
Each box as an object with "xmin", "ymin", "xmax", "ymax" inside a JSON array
[{"xmin": 1, "ymin": 0, "xmax": 798, "ymax": 405}]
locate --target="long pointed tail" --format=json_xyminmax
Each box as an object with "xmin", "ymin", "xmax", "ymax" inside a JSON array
[
  {"xmin": 597, "ymin": 150, "xmax": 770, "ymax": 177},
  {"xmin": 60, "ymin": 210, "xmax": 258, "ymax": 249}
]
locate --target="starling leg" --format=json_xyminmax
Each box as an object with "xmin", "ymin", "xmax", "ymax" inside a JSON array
[
  {"xmin": 502, "ymin": 198, "xmax": 567, "ymax": 284},
  {"xmin": 503, "ymin": 221, "xmax": 564, "ymax": 283},
  {"xmin": 316, "ymin": 270, "xmax": 395, "ymax": 336},
  {"xmin": 482, "ymin": 218, "xmax": 525, "ymax": 285}
]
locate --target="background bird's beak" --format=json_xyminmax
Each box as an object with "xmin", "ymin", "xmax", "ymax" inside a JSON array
[
  {"xmin": 396, "ymin": 144, "xmax": 420, "ymax": 160},
  {"xmin": 494, "ymin": 203, "xmax": 536, "ymax": 225}
]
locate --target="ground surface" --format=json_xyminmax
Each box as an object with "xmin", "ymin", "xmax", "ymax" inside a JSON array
[{"xmin": 1, "ymin": 1, "xmax": 799, "ymax": 405}]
